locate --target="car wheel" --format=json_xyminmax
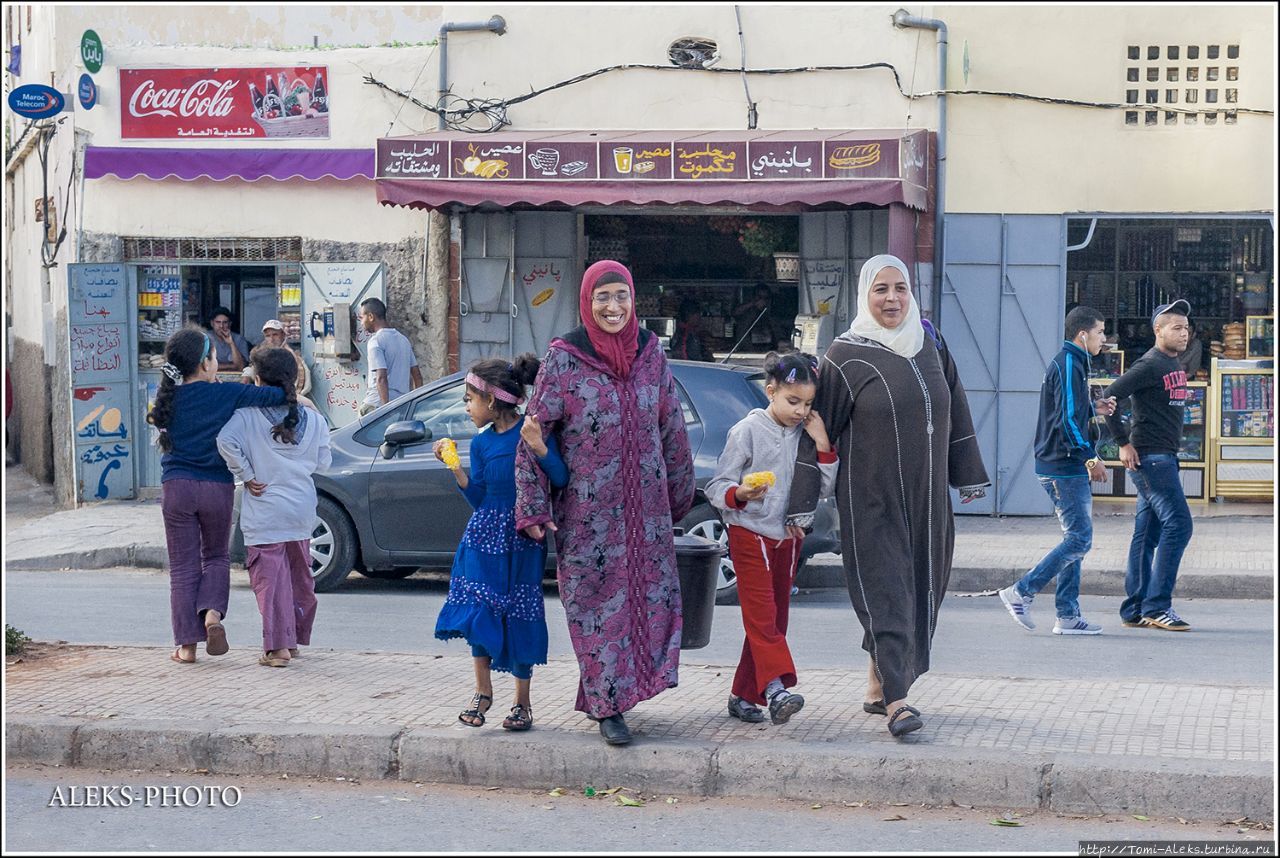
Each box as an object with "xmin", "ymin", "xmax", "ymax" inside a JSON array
[
  {"xmin": 311, "ymin": 497, "xmax": 358, "ymax": 592},
  {"xmin": 677, "ymin": 503, "xmax": 738, "ymax": 605},
  {"xmin": 360, "ymin": 567, "xmax": 419, "ymax": 580}
]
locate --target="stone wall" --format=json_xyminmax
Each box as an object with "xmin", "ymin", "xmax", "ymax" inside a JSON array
[{"xmin": 9, "ymin": 337, "xmax": 55, "ymax": 484}]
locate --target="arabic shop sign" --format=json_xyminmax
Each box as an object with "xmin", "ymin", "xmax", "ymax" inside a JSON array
[
  {"xmin": 118, "ymin": 66, "xmax": 330, "ymax": 140},
  {"xmin": 378, "ymin": 134, "xmax": 917, "ymax": 183},
  {"xmin": 8, "ymin": 84, "xmax": 66, "ymax": 120},
  {"xmin": 78, "ymin": 74, "xmax": 98, "ymax": 111},
  {"xmin": 81, "ymin": 30, "xmax": 104, "ymax": 73}
]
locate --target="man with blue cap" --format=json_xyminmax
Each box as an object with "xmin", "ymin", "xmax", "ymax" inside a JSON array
[{"xmin": 1101, "ymin": 299, "xmax": 1195, "ymax": 631}]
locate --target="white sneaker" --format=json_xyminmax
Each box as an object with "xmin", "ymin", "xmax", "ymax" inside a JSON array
[
  {"xmin": 998, "ymin": 585, "xmax": 1036, "ymax": 631},
  {"xmin": 1053, "ymin": 616, "xmax": 1102, "ymax": 635}
]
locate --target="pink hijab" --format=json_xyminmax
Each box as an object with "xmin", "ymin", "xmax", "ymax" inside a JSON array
[{"xmin": 580, "ymin": 259, "xmax": 640, "ymax": 379}]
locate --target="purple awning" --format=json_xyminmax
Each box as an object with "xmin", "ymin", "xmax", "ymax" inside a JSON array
[
  {"xmin": 84, "ymin": 147, "xmax": 375, "ymax": 182},
  {"xmin": 376, "ymin": 129, "xmax": 931, "ymax": 211}
]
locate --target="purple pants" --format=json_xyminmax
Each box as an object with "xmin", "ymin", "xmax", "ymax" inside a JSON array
[
  {"xmin": 162, "ymin": 479, "xmax": 234, "ymax": 647},
  {"xmin": 246, "ymin": 540, "xmax": 317, "ymax": 653}
]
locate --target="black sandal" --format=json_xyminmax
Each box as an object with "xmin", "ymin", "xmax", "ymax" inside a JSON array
[
  {"xmin": 863, "ymin": 698, "xmax": 887, "ymax": 716},
  {"xmin": 502, "ymin": 703, "xmax": 533, "ymax": 731},
  {"xmin": 887, "ymin": 705, "xmax": 923, "ymax": 738},
  {"xmin": 459, "ymin": 692, "xmax": 493, "ymax": 727}
]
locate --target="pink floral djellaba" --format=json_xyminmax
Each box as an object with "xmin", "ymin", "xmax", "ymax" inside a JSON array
[{"xmin": 515, "ymin": 328, "xmax": 695, "ymax": 719}]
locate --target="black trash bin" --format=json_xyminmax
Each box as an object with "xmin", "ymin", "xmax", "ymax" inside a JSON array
[{"xmin": 674, "ymin": 529, "xmax": 726, "ymax": 649}]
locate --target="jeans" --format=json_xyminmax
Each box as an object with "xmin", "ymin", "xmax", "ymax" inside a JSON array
[
  {"xmin": 1016, "ymin": 475, "xmax": 1093, "ymax": 620},
  {"xmin": 1120, "ymin": 453, "xmax": 1193, "ymax": 621}
]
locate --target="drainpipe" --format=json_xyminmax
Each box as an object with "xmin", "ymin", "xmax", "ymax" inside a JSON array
[
  {"xmin": 892, "ymin": 9, "xmax": 947, "ymax": 322},
  {"xmin": 437, "ymin": 16, "xmax": 507, "ymax": 130}
]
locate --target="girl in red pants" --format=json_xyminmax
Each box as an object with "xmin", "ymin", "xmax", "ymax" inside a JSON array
[{"xmin": 708, "ymin": 352, "xmax": 837, "ymax": 724}]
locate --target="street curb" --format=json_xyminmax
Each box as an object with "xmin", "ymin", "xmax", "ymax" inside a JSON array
[
  {"xmin": 5, "ymin": 545, "xmax": 168, "ymax": 572},
  {"xmin": 805, "ymin": 562, "xmax": 1275, "ymax": 600},
  {"xmin": 7, "ymin": 716, "xmax": 1271, "ymax": 821}
]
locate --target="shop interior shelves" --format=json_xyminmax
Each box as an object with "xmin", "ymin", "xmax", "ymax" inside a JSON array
[{"xmin": 1208, "ymin": 358, "xmax": 1274, "ymax": 500}]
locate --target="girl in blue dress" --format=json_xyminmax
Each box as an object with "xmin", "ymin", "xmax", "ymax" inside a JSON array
[{"xmin": 433, "ymin": 354, "xmax": 567, "ymax": 731}]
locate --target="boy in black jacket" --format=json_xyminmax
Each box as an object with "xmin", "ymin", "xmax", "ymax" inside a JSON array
[
  {"xmin": 998, "ymin": 306, "xmax": 1116, "ymax": 635},
  {"xmin": 1102, "ymin": 300, "xmax": 1195, "ymax": 631}
]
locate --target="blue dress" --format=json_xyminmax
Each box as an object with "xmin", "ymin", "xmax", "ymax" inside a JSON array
[{"xmin": 434, "ymin": 417, "xmax": 567, "ymax": 678}]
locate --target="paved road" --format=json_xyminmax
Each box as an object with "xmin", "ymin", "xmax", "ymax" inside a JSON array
[
  {"xmin": 5, "ymin": 765, "xmax": 1269, "ymax": 852},
  {"xmin": 5, "ymin": 567, "xmax": 1272, "ymax": 685}
]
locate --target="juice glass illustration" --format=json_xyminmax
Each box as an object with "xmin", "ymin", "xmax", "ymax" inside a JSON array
[{"xmin": 613, "ymin": 147, "xmax": 634, "ymax": 174}]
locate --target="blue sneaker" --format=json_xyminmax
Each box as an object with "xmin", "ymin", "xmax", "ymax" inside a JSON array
[
  {"xmin": 998, "ymin": 585, "xmax": 1036, "ymax": 631},
  {"xmin": 1053, "ymin": 616, "xmax": 1102, "ymax": 635}
]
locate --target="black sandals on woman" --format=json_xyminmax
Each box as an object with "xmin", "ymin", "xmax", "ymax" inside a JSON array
[
  {"xmin": 887, "ymin": 705, "xmax": 923, "ymax": 737},
  {"xmin": 863, "ymin": 699, "xmax": 887, "ymax": 716},
  {"xmin": 459, "ymin": 692, "xmax": 493, "ymax": 727},
  {"xmin": 502, "ymin": 703, "xmax": 533, "ymax": 731}
]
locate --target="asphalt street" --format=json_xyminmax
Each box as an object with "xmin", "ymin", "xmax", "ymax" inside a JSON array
[
  {"xmin": 5, "ymin": 765, "xmax": 1270, "ymax": 853},
  {"xmin": 4, "ymin": 567, "xmax": 1272, "ymax": 686}
]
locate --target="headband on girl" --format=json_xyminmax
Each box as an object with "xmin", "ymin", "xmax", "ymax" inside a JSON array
[{"xmin": 466, "ymin": 373, "xmax": 524, "ymax": 405}]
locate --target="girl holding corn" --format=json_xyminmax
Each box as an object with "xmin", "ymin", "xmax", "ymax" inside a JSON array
[
  {"xmin": 708, "ymin": 351, "xmax": 837, "ymax": 726},
  {"xmin": 432, "ymin": 356, "xmax": 568, "ymax": 731}
]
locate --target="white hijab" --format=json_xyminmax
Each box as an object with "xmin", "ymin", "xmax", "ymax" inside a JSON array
[{"xmin": 837, "ymin": 254, "xmax": 924, "ymax": 358}]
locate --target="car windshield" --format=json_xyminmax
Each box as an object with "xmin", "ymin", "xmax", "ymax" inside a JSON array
[{"xmin": 410, "ymin": 381, "xmax": 479, "ymax": 443}]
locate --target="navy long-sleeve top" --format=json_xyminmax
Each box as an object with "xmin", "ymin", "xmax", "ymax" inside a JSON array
[
  {"xmin": 160, "ymin": 381, "xmax": 286, "ymax": 484},
  {"xmin": 461, "ymin": 417, "xmax": 567, "ymax": 511}
]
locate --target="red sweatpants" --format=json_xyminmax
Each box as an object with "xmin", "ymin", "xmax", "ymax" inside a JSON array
[{"xmin": 728, "ymin": 525, "xmax": 800, "ymax": 705}]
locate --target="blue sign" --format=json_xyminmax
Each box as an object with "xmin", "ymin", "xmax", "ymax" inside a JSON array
[
  {"xmin": 78, "ymin": 74, "xmax": 98, "ymax": 111},
  {"xmin": 8, "ymin": 84, "xmax": 66, "ymax": 120}
]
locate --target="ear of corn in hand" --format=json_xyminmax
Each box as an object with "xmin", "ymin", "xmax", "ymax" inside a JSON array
[
  {"xmin": 742, "ymin": 471, "xmax": 776, "ymax": 490},
  {"xmin": 440, "ymin": 438, "xmax": 460, "ymax": 469}
]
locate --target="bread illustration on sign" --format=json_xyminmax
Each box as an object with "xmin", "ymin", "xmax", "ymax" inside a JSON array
[{"xmin": 828, "ymin": 143, "xmax": 881, "ymax": 170}]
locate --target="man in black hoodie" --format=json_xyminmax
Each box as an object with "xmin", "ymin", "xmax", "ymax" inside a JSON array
[
  {"xmin": 998, "ymin": 306, "xmax": 1116, "ymax": 636},
  {"xmin": 1103, "ymin": 300, "xmax": 1194, "ymax": 631}
]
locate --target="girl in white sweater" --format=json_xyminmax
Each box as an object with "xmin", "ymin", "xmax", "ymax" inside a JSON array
[{"xmin": 217, "ymin": 347, "xmax": 332, "ymax": 668}]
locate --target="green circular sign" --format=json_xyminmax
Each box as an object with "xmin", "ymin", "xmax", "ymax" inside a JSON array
[{"xmin": 81, "ymin": 30, "xmax": 103, "ymax": 74}]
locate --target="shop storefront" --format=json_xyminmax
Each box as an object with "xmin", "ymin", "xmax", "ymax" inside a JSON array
[
  {"xmin": 1066, "ymin": 216, "xmax": 1274, "ymax": 501},
  {"xmin": 376, "ymin": 129, "xmax": 933, "ymax": 366}
]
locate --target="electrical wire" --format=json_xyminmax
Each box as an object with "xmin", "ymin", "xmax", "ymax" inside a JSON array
[
  {"xmin": 733, "ymin": 6, "xmax": 757, "ymax": 129},
  {"xmin": 383, "ymin": 43, "xmax": 438, "ymax": 136}
]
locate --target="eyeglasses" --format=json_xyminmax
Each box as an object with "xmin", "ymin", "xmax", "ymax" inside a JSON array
[{"xmin": 592, "ymin": 291, "xmax": 632, "ymax": 306}]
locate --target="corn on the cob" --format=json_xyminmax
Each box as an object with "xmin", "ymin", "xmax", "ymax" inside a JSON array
[
  {"xmin": 440, "ymin": 438, "xmax": 460, "ymax": 469},
  {"xmin": 742, "ymin": 471, "xmax": 776, "ymax": 490}
]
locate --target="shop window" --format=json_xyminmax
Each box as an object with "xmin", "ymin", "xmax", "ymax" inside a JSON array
[
  {"xmin": 1187, "ymin": 45, "xmax": 1200, "ymax": 60},
  {"xmin": 1166, "ymin": 89, "xmax": 1178, "ymax": 103},
  {"xmin": 1227, "ymin": 45, "xmax": 1239, "ymax": 59},
  {"xmin": 1167, "ymin": 67, "xmax": 1179, "ymax": 81},
  {"xmin": 1206, "ymin": 67, "xmax": 1219, "ymax": 81},
  {"xmin": 1165, "ymin": 111, "xmax": 1178, "ymax": 125},
  {"xmin": 1167, "ymin": 45, "xmax": 1180, "ymax": 60},
  {"xmin": 1207, "ymin": 45, "xmax": 1219, "ymax": 59},
  {"xmin": 1147, "ymin": 45, "xmax": 1160, "ymax": 60},
  {"xmin": 1146, "ymin": 67, "xmax": 1159, "ymax": 82},
  {"xmin": 668, "ymin": 37, "xmax": 718, "ymax": 69},
  {"xmin": 1128, "ymin": 68, "xmax": 1139, "ymax": 82}
]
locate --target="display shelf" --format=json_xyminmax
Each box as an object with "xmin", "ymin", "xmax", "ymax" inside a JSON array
[
  {"xmin": 1088, "ymin": 378, "xmax": 1209, "ymax": 502},
  {"xmin": 1246, "ymin": 315, "xmax": 1274, "ymax": 359},
  {"xmin": 1208, "ymin": 358, "xmax": 1274, "ymax": 499}
]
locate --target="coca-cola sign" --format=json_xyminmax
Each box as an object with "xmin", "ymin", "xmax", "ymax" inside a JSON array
[{"xmin": 119, "ymin": 67, "xmax": 330, "ymax": 140}]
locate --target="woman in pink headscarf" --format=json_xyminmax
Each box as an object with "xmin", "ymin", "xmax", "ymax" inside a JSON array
[{"xmin": 515, "ymin": 260, "xmax": 696, "ymax": 746}]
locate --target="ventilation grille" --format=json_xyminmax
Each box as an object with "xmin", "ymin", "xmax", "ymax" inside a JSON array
[
  {"xmin": 1124, "ymin": 43, "xmax": 1239, "ymax": 126},
  {"xmin": 122, "ymin": 237, "xmax": 303, "ymax": 261}
]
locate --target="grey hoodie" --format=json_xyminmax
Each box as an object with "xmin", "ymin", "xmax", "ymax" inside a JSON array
[{"xmin": 707, "ymin": 408, "xmax": 838, "ymax": 541}]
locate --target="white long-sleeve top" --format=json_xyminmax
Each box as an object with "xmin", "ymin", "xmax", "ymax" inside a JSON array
[
  {"xmin": 216, "ymin": 405, "xmax": 332, "ymax": 546},
  {"xmin": 707, "ymin": 408, "xmax": 838, "ymax": 541}
]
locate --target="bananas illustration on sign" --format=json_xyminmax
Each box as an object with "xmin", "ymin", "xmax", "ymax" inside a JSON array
[
  {"xmin": 828, "ymin": 143, "xmax": 881, "ymax": 170},
  {"xmin": 455, "ymin": 157, "xmax": 511, "ymax": 179}
]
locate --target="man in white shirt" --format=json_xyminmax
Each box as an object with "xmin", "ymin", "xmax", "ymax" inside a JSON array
[{"xmin": 358, "ymin": 297, "xmax": 423, "ymax": 415}]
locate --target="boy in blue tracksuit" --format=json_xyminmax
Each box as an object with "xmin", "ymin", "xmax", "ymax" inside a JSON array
[{"xmin": 998, "ymin": 306, "xmax": 1117, "ymax": 635}]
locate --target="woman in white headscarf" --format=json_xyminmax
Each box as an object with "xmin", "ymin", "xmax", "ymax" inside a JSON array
[{"xmin": 813, "ymin": 255, "xmax": 990, "ymax": 739}]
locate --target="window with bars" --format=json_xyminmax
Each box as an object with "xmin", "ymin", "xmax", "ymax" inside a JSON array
[
  {"xmin": 1123, "ymin": 44, "xmax": 1241, "ymax": 127},
  {"xmin": 122, "ymin": 237, "xmax": 303, "ymax": 261}
]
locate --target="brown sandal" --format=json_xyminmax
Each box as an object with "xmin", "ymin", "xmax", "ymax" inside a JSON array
[
  {"xmin": 204, "ymin": 622, "xmax": 229, "ymax": 656},
  {"xmin": 502, "ymin": 703, "xmax": 533, "ymax": 731},
  {"xmin": 170, "ymin": 647, "xmax": 196, "ymax": 664}
]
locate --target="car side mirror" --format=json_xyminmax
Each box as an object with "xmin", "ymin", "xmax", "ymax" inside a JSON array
[{"xmin": 380, "ymin": 420, "xmax": 430, "ymax": 460}]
